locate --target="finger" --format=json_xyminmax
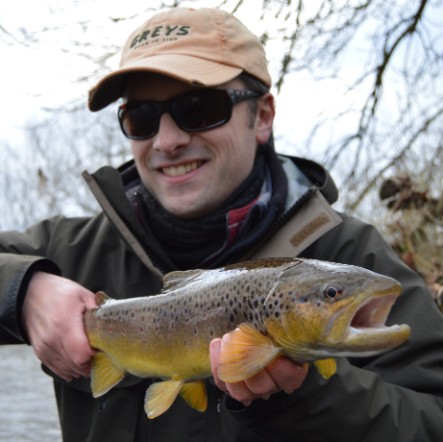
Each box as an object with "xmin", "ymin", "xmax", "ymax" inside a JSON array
[
  {"xmin": 45, "ymin": 360, "xmax": 76, "ymax": 382},
  {"xmin": 56, "ymin": 289, "xmax": 96, "ymax": 376},
  {"xmin": 36, "ymin": 342, "xmax": 78, "ymax": 382},
  {"xmin": 81, "ymin": 291, "xmax": 98, "ymax": 311},
  {"xmin": 45, "ymin": 298, "xmax": 94, "ymax": 379},
  {"xmin": 266, "ymin": 357, "xmax": 309, "ymax": 394},
  {"xmin": 244, "ymin": 368, "xmax": 279, "ymax": 397},
  {"xmin": 210, "ymin": 339, "xmax": 228, "ymax": 393},
  {"xmin": 210, "ymin": 339, "xmax": 254, "ymax": 405},
  {"xmin": 225, "ymin": 380, "xmax": 256, "ymax": 405},
  {"xmin": 39, "ymin": 330, "xmax": 91, "ymax": 380},
  {"xmin": 62, "ymin": 312, "xmax": 94, "ymax": 376},
  {"xmin": 29, "ymin": 327, "xmax": 74, "ymax": 378},
  {"xmin": 60, "ymin": 338, "xmax": 93, "ymax": 378}
]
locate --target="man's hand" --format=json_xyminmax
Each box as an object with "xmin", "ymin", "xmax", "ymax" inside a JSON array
[
  {"xmin": 210, "ymin": 338, "xmax": 308, "ymax": 406},
  {"xmin": 22, "ymin": 272, "xmax": 97, "ymax": 382}
]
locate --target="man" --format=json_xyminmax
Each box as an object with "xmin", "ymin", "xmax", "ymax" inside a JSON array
[{"xmin": 1, "ymin": 7, "xmax": 443, "ymax": 442}]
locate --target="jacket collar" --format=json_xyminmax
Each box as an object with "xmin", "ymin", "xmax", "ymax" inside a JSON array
[{"xmin": 83, "ymin": 152, "xmax": 340, "ymax": 275}]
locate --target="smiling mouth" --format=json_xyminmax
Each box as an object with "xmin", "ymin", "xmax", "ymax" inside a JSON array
[{"xmin": 161, "ymin": 160, "xmax": 205, "ymax": 177}]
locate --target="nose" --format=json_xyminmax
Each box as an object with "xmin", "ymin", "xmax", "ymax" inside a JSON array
[{"xmin": 152, "ymin": 112, "xmax": 191, "ymax": 156}]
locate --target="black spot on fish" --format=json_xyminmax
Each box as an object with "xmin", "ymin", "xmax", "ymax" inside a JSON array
[{"xmin": 230, "ymin": 313, "xmax": 235, "ymax": 323}]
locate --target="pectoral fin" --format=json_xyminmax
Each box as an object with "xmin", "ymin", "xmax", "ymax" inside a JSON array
[
  {"xmin": 90, "ymin": 351, "xmax": 125, "ymax": 397},
  {"xmin": 314, "ymin": 358, "xmax": 337, "ymax": 379},
  {"xmin": 144, "ymin": 379, "xmax": 184, "ymax": 419},
  {"xmin": 180, "ymin": 380, "xmax": 207, "ymax": 412},
  {"xmin": 218, "ymin": 324, "xmax": 283, "ymax": 383}
]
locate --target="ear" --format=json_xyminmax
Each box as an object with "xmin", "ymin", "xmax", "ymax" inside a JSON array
[{"xmin": 255, "ymin": 93, "xmax": 275, "ymax": 144}]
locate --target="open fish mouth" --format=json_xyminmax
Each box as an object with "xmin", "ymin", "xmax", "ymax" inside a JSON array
[
  {"xmin": 351, "ymin": 294, "xmax": 398, "ymax": 329},
  {"xmin": 343, "ymin": 292, "xmax": 411, "ymax": 354}
]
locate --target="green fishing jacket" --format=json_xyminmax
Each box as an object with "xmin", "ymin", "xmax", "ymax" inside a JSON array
[{"xmin": 1, "ymin": 155, "xmax": 443, "ymax": 442}]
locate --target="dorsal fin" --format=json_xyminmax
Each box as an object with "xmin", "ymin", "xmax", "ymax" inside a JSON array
[
  {"xmin": 95, "ymin": 291, "xmax": 112, "ymax": 307},
  {"xmin": 162, "ymin": 269, "xmax": 206, "ymax": 291}
]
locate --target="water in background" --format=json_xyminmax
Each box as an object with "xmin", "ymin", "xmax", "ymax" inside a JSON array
[{"xmin": 0, "ymin": 345, "xmax": 61, "ymax": 441}]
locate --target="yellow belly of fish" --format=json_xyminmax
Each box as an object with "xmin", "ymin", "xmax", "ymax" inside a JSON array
[
  {"xmin": 90, "ymin": 331, "xmax": 211, "ymax": 381},
  {"xmin": 88, "ymin": 330, "xmax": 212, "ymax": 420}
]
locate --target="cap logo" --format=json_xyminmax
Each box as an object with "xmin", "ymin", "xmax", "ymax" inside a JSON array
[{"xmin": 130, "ymin": 25, "xmax": 191, "ymax": 49}]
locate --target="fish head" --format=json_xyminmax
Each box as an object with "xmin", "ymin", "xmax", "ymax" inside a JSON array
[{"xmin": 263, "ymin": 259, "xmax": 411, "ymax": 359}]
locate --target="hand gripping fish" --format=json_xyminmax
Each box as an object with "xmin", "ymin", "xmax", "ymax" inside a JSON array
[{"xmin": 84, "ymin": 258, "xmax": 411, "ymax": 419}]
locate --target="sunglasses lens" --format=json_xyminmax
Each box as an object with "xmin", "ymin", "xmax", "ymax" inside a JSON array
[
  {"xmin": 119, "ymin": 104, "xmax": 158, "ymax": 139},
  {"xmin": 118, "ymin": 89, "xmax": 235, "ymax": 139},
  {"xmin": 173, "ymin": 90, "xmax": 232, "ymax": 131}
]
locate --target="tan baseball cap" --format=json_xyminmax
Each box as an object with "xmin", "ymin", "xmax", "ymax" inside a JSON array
[{"xmin": 88, "ymin": 7, "xmax": 271, "ymax": 111}]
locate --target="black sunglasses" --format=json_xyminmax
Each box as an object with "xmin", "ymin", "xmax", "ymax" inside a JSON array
[{"xmin": 118, "ymin": 88, "xmax": 263, "ymax": 140}]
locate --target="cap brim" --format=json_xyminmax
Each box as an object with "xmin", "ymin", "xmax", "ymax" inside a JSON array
[{"xmin": 88, "ymin": 54, "xmax": 243, "ymax": 111}]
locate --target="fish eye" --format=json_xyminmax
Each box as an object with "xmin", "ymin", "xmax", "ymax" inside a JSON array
[{"xmin": 323, "ymin": 287, "xmax": 342, "ymax": 301}]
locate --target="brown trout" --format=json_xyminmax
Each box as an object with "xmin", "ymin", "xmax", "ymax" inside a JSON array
[{"xmin": 84, "ymin": 257, "xmax": 411, "ymax": 419}]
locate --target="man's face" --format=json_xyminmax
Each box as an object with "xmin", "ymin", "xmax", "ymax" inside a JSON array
[{"xmin": 125, "ymin": 74, "xmax": 274, "ymax": 219}]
